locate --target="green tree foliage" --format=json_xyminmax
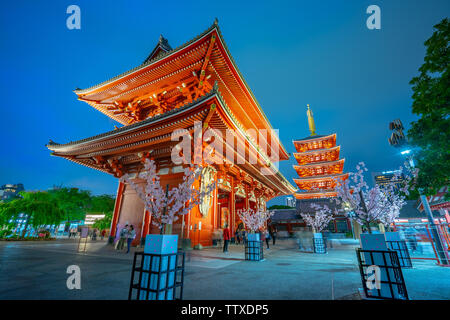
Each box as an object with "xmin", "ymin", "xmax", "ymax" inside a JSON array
[
  {"xmin": 0, "ymin": 192, "xmax": 64, "ymax": 237},
  {"xmin": 90, "ymin": 194, "xmax": 115, "ymax": 230},
  {"xmin": 408, "ymin": 18, "xmax": 450, "ymax": 196},
  {"xmin": 92, "ymin": 214, "xmax": 112, "ymax": 231},
  {"xmin": 48, "ymin": 187, "xmax": 92, "ymax": 221},
  {"xmin": 89, "ymin": 195, "xmax": 115, "ymax": 214},
  {"xmin": 268, "ymin": 205, "xmax": 295, "ymax": 210},
  {"xmin": 0, "ymin": 188, "xmax": 116, "ymax": 236}
]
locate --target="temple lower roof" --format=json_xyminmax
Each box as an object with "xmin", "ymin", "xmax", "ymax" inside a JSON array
[{"xmin": 47, "ymin": 84, "xmax": 297, "ymax": 196}]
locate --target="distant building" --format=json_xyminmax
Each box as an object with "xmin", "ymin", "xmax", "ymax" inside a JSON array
[
  {"xmin": 372, "ymin": 170, "xmax": 406, "ymax": 192},
  {"xmin": 0, "ymin": 183, "xmax": 24, "ymax": 201},
  {"xmin": 270, "ymin": 198, "xmax": 351, "ymax": 235},
  {"xmin": 285, "ymin": 196, "xmax": 296, "ymax": 208},
  {"xmin": 396, "ymin": 200, "xmax": 447, "ymax": 225},
  {"xmin": 84, "ymin": 213, "xmax": 106, "ymax": 225},
  {"xmin": 417, "ymin": 186, "xmax": 449, "ymax": 216}
]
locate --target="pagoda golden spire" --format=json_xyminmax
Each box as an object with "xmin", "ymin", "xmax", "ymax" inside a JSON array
[{"xmin": 306, "ymin": 104, "xmax": 316, "ymax": 136}]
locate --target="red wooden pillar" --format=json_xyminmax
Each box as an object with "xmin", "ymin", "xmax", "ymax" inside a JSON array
[
  {"xmin": 230, "ymin": 177, "xmax": 235, "ymax": 236},
  {"xmin": 346, "ymin": 218, "xmax": 351, "ymax": 231},
  {"xmin": 245, "ymin": 185, "xmax": 250, "ymax": 210},
  {"xmin": 141, "ymin": 209, "xmax": 150, "ymax": 240},
  {"xmin": 109, "ymin": 181, "xmax": 125, "ymax": 243}
]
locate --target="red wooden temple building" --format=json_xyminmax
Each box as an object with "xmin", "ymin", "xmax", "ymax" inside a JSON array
[{"xmin": 46, "ymin": 20, "xmax": 296, "ymax": 247}]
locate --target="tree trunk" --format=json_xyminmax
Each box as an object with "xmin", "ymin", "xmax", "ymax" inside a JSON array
[
  {"xmin": 21, "ymin": 215, "xmax": 30, "ymax": 238},
  {"xmin": 358, "ymin": 190, "xmax": 372, "ymax": 234},
  {"xmin": 160, "ymin": 184, "xmax": 170, "ymax": 235}
]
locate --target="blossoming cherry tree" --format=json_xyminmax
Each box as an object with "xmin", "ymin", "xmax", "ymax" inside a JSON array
[
  {"xmin": 237, "ymin": 208, "xmax": 274, "ymax": 233},
  {"xmin": 120, "ymin": 159, "xmax": 215, "ymax": 233},
  {"xmin": 300, "ymin": 203, "xmax": 334, "ymax": 233}
]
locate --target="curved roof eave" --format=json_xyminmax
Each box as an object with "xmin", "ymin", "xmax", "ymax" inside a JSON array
[{"xmin": 73, "ymin": 20, "xmax": 290, "ymax": 160}]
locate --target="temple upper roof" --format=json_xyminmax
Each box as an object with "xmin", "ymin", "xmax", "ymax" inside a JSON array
[{"xmin": 70, "ymin": 19, "xmax": 289, "ymax": 160}]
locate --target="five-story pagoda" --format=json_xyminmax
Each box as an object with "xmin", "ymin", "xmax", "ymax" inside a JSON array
[{"xmin": 293, "ymin": 105, "xmax": 348, "ymax": 200}]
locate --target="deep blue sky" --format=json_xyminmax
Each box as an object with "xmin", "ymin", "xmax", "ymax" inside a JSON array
[{"xmin": 1, "ymin": 1, "xmax": 448, "ymax": 204}]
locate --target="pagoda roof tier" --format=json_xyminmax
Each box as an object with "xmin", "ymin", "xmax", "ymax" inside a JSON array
[
  {"xmin": 293, "ymin": 173, "xmax": 349, "ymax": 191},
  {"xmin": 293, "ymin": 173, "xmax": 348, "ymax": 182},
  {"xmin": 47, "ymin": 85, "xmax": 296, "ymax": 196},
  {"xmin": 293, "ymin": 146, "xmax": 340, "ymax": 165},
  {"xmin": 293, "ymin": 159, "xmax": 345, "ymax": 178},
  {"xmin": 293, "ymin": 191, "xmax": 337, "ymax": 200},
  {"xmin": 72, "ymin": 20, "xmax": 288, "ymax": 161},
  {"xmin": 293, "ymin": 133, "xmax": 336, "ymax": 153}
]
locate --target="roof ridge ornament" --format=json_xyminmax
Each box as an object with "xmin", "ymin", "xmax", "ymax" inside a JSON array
[
  {"xmin": 158, "ymin": 34, "xmax": 171, "ymax": 49},
  {"xmin": 306, "ymin": 104, "xmax": 316, "ymax": 136},
  {"xmin": 142, "ymin": 34, "xmax": 173, "ymax": 64},
  {"xmin": 212, "ymin": 80, "xmax": 219, "ymax": 92}
]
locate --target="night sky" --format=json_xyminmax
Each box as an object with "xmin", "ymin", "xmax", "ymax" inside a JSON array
[{"xmin": 1, "ymin": 1, "xmax": 448, "ymax": 205}]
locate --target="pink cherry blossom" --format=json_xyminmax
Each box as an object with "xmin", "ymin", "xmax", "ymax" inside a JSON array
[
  {"xmin": 120, "ymin": 159, "xmax": 215, "ymax": 230},
  {"xmin": 237, "ymin": 208, "xmax": 274, "ymax": 233},
  {"xmin": 332, "ymin": 162, "xmax": 414, "ymax": 231},
  {"xmin": 300, "ymin": 203, "xmax": 334, "ymax": 233}
]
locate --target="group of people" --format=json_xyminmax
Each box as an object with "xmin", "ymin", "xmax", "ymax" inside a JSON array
[
  {"xmin": 222, "ymin": 224, "xmax": 277, "ymax": 253},
  {"xmin": 234, "ymin": 227, "xmax": 247, "ymax": 245},
  {"xmin": 68, "ymin": 227, "xmax": 78, "ymax": 238},
  {"xmin": 115, "ymin": 224, "xmax": 136, "ymax": 253},
  {"xmin": 67, "ymin": 227, "xmax": 107, "ymax": 240},
  {"xmin": 91, "ymin": 229, "xmax": 107, "ymax": 240},
  {"xmin": 259, "ymin": 226, "xmax": 277, "ymax": 249}
]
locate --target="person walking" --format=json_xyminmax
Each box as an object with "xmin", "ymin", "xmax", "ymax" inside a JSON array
[
  {"xmin": 92, "ymin": 229, "xmax": 97, "ymax": 241},
  {"xmin": 259, "ymin": 228, "xmax": 267, "ymax": 250},
  {"xmin": 223, "ymin": 224, "xmax": 231, "ymax": 253},
  {"xmin": 265, "ymin": 228, "xmax": 271, "ymax": 249},
  {"xmin": 235, "ymin": 229, "xmax": 241, "ymax": 245},
  {"xmin": 270, "ymin": 225, "xmax": 277, "ymax": 245},
  {"xmin": 101, "ymin": 229, "xmax": 106, "ymax": 240},
  {"xmin": 241, "ymin": 229, "xmax": 247, "ymax": 245},
  {"xmin": 126, "ymin": 225, "xmax": 136, "ymax": 254},
  {"xmin": 116, "ymin": 224, "xmax": 128, "ymax": 251}
]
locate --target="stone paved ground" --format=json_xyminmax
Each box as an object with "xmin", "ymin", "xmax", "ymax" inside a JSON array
[{"xmin": 0, "ymin": 238, "xmax": 448, "ymax": 300}]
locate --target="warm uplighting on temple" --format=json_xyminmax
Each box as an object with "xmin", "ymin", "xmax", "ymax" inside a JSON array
[{"xmin": 46, "ymin": 21, "xmax": 296, "ymax": 247}]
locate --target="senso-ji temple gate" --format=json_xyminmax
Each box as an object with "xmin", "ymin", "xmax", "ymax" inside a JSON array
[{"xmin": 46, "ymin": 20, "xmax": 296, "ymax": 247}]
